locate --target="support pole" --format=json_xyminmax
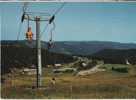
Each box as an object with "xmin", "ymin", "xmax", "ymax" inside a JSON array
[{"xmin": 36, "ymin": 16, "xmax": 42, "ymax": 88}]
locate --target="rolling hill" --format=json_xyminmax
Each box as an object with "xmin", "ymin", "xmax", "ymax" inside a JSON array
[
  {"xmin": 1, "ymin": 40, "xmax": 136, "ymax": 56},
  {"xmin": 91, "ymin": 49, "xmax": 136, "ymax": 64}
]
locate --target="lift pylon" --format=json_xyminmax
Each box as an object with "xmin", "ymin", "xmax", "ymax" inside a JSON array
[{"xmin": 22, "ymin": 13, "xmax": 51, "ymax": 88}]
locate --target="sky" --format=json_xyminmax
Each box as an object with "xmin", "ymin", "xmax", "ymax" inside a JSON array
[{"xmin": 0, "ymin": 2, "xmax": 136, "ymax": 43}]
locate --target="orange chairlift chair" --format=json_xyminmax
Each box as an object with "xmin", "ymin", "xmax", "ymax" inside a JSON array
[
  {"xmin": 26, "ymin": 27, "xmax": 33, "ymax": 41},
  {"xmin": 25, "ymin": 15, "xmax": 33, "ymax": 41}
]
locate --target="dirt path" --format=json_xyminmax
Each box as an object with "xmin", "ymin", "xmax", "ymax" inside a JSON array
[{"xmin": 77, "ymin": 64, "xmax": 105, "ymax": 76}]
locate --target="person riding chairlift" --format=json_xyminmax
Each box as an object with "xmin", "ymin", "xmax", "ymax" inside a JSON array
[{"xmin": 26, "ymin": 27, "xmax": 33, "ymax": 41}]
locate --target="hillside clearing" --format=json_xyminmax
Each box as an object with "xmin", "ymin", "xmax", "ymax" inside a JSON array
[{"xmin": 1, "ymin": 64, "xmax": 136, "ymax": 99}]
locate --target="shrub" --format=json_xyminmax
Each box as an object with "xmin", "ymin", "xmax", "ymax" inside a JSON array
[
  {"xmin": 112, "ymin": 67, "xmax": 129, "ymax": 73},
  {"xmin": 64, "ymin": 69, "xmax": 75, "ymax": 73}
]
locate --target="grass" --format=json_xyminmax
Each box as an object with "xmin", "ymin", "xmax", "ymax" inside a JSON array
[{"xmin": 1, "ymin": 65, "xmax": 136, "ymax": 99}]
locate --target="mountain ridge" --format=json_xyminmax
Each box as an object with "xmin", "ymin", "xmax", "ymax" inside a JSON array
[
  {"xmin": 1, "ymin": 40, "xmax": 136, "ymax": 56},
  {"xmin": 91, "ymin": 48, "xmax": 136, "ymax": 64}
]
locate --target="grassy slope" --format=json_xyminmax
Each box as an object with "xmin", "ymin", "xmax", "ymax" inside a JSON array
[{"xmin": 1, "ymin": 65, "xmax": 136, "ymax": 99}]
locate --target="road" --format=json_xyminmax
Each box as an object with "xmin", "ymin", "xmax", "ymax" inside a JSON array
[{"xmin": 77, "ymin": 64, "xmax": 105, "ymax": 76}]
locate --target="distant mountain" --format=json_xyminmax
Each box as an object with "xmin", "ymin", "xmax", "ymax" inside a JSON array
[
  {"xmin": 1, "ymin": 40, "xmax": 136, "ymax": 56},
  {"xmin": 91, "ymin": 49, "xmax": 136, "ymax": 64},
  {"xmin": 52, "ymin": 41, "xmax": 136, "ymax": 56}
]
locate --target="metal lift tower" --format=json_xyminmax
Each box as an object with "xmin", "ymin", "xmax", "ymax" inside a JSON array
[
  {"xmin": 21, "ymin": 2, "xmax": 64, "ymax": 88},
  {"xmin": 22, "ymin": 13, "xmax": 49, "ymax": 88}
]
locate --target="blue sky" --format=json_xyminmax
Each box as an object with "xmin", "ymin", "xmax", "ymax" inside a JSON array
[{"xmin": 0, "ymin": 2, "xmax": 136, "ymax": 43}]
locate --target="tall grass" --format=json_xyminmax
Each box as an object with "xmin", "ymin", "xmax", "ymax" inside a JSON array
[{"xmin": 1, "ymin": 66, "xmax": 136, "ymax": 99}]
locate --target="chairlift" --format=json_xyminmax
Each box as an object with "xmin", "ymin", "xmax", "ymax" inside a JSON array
[
  {"xmin": 47, "ymin": 15, "xmax": 55, "ymax": 49},
  {"xmin": 47, "ymin": 39, "xmax": 54, "ymax": 49},
  {"xmin": 26, "ymin": 27, "xmax": 33, "ymax": 41},
  {"xmin": 25, "ymin": 16, "xmax": 33, "ymax": 41}
]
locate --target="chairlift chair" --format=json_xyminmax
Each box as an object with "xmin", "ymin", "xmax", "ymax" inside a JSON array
[{"xmin": 26, "ymin": 27, "xmax": 33, "ymax": 41}]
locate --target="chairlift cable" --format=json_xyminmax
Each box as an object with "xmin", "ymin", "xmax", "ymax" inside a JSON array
[
  {"xmin": 16, "ymin": 3, "xmax": 28, "ymax": 41},
  {"xmin": 23, "ymin": 2, "xmax": 29, "ymax": 13},
  {"xmin": 16, "ymin": 22, "xmax": 23, "ymax": 41},
  {"xmin": 50, "ymin": 21, "xmax": 56, "ymax": 41},
  {"xmin": 18, "ymin": 2, "xmax": 65, "ymax": 42},
  {"xmin": 40, "ymin": 23, "xmax": 49, "ymax": 38},
  {"xmin": 54, "ymin": 2, "xmax": 66, "ymax": 15},
  {"xmin": 40, "ymin": 2, "xmax": 66, "ymax": 39}
]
